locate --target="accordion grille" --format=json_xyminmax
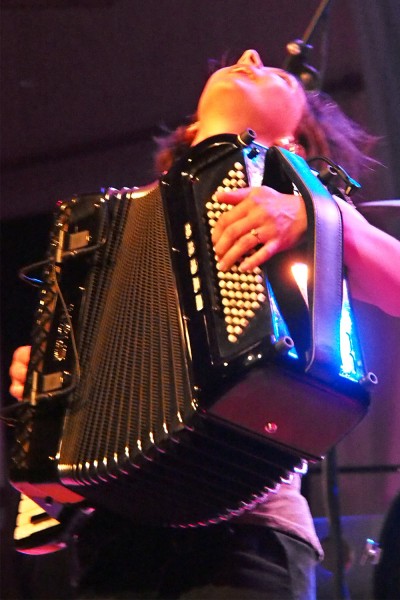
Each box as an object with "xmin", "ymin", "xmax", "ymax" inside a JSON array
[{"xmin": 59, "ymin": 186, "xmax": 193, "ymax": 479}]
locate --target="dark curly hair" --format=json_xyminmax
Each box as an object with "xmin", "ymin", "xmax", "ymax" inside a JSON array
[{"xmin": 295, "ymin": 90, "xmax": 378, "ymax": 181}]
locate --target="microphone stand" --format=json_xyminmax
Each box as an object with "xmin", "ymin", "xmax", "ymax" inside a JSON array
[
  {"xmin": 322, "ymin": 448, "xmax": 350, "ymax": 600},
  {"xmin": 284, "ymin": 2, "xmax": 350, "ymax": 598}
]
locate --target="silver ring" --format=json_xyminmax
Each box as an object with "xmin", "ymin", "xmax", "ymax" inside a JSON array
[{"xmin": 250, "ymin": 228, "xmax": 261, "ymax": 244}]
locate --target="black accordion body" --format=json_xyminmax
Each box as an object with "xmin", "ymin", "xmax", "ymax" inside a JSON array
[{"xmin": 10, "ymin": 133, "xmax": 373, "ymax": 530}]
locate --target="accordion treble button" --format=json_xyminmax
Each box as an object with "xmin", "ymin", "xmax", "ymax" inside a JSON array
[
  {"xmin": 192, "ymin": 277, "xmax": 200, "ymax": 293},
  {"xmin": 195, "ymin": 295, "xmax": 204, "ymax": 311},
  {"xmin": 190, "ymin": 259, "xmax": 198, "ymax": 275},
  {"xmin": 184, "ymin": 223, "xmax": 192, "ymax": 238},
  {"xmin": 187, "ymin": 241, "xmax": 195, "ymax": 256}
]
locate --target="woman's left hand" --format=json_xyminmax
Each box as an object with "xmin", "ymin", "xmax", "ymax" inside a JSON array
[
  {"xmin": 9, "ymin": 345, "xmax": 31, "ymax": 400},
  {"xmin": 211, "ymin": 186, "xmax": 307, "ymax": 272}
]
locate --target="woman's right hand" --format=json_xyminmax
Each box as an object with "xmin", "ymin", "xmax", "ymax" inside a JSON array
[{"xmin": 9, "ymin": 346, "xmax": 31, "ymax": 400}]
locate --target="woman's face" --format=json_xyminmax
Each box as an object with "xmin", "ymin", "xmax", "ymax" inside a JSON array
[{"xmin": 193, "ymin": 49, "xmax": 306, "ymax": 147}]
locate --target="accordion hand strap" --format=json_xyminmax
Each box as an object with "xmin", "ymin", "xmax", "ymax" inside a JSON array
[{"xmin": 266, "ymin": 146, "xmax": 343, "ymax": 384}]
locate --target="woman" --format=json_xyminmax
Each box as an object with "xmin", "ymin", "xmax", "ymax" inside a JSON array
[{"xmin": 9, "ymin": 49, "xmax": 400, "ymax": 599}]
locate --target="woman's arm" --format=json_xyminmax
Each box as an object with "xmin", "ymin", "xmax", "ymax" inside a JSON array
[{"xmin": 338, "ymin": 198, "xmax": 400, "ymax": 317}]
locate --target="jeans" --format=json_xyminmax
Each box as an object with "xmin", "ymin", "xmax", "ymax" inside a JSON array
[{"xmin": 77, "ymin": 519, "xmax": 317, "ymax": 600}]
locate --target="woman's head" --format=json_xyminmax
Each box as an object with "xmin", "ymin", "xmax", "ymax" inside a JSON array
[
  {"xmin": 192, "ymin": 49, "xmax": 306, "ymax": 148},
  {"xmin": 155, "ymin": 49, "xmax": 376, "ymax": 185}
]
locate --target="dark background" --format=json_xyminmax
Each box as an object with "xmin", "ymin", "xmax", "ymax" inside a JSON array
[{"xmin": 1, "ymin": 1, "xmax": 400, "ymax": 598}]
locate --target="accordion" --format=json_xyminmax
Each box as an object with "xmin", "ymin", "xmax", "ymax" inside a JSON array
[{"xmin": 10, "ymin": 133, "xmax": 374, "ymax": 530}]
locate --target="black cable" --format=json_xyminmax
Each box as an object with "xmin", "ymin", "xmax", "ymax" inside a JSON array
[
  {"xmin": 18, "ymin": 239, "xmax": 106, "ymax": 287},
  {"xmin": 0, "ymin": 401, "xmax": 31, "ymax": 427},
  {"xmin": 307, "ymin": 155, "xmax": 362, "ymax": 198}
]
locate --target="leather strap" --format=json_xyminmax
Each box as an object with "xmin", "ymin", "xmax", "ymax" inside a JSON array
[{"xmin": 264, "ymin": 146, "xmax": 343, "ymax": 383}]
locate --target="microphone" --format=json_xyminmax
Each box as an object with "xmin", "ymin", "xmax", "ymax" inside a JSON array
[
  {"xmin": 283, "ymin": 0, "xmax": 332, "ymax": 90},
  {"xmin": 283, "ymin": 39, "xmax": 321, "ymax": 90}
]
